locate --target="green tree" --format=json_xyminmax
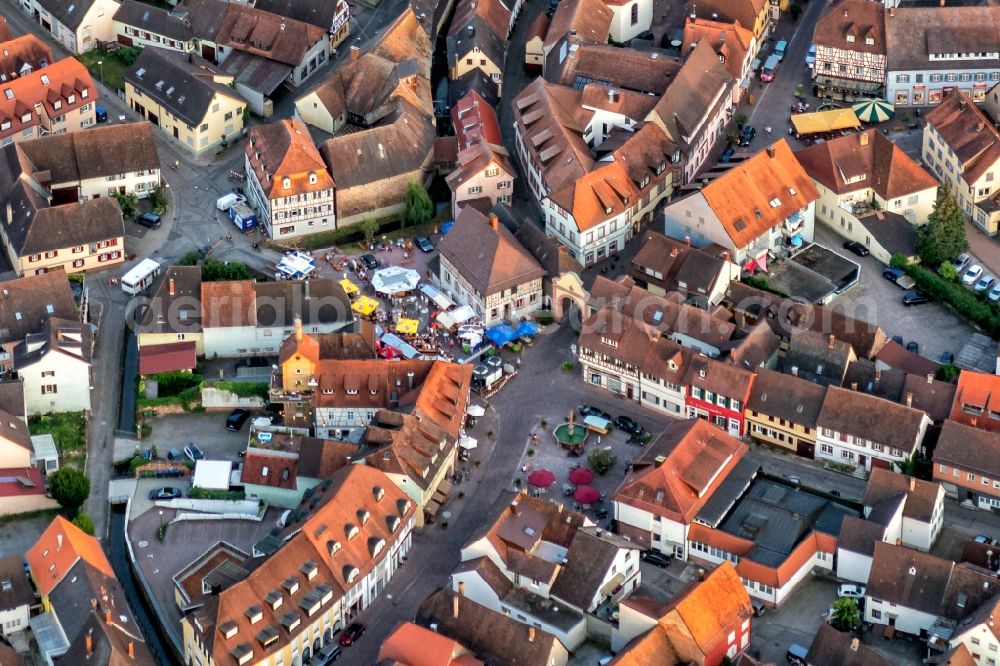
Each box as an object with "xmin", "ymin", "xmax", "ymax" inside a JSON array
[
  {"xmin": 587, "ymin": 448, "xmax": 618, "ymax": 475},
  {"xmin": 49, "ymin": 467, "xmax": 91, "ymax": 518},
  {"xmin": 112, "ymin": 192, "xmax": 139, "ymax": 218},
  {"xmin": 403, "ymin": 181, "xmax": 434, "ymax": 228},
  {"xmin": 177, "ymin": 251, "xmax": 200, "ymax": 266},
  {"xmin": 938, "ymin": 262, "xmax": 958, "ymax": 281},
  {"xmin": 202, "ymin": 258, "xmax": 255, "ymax": 281},
  {"xmin": 936, "ymin": 363, "xmax": 960, "ymax": 383},
  {"xmin": 831, "ymin": 597, "xmax": 859, "ymax": 632},
  {"xmin": 149, "ymin": 184, "xmax": 168, "ymax": 214},
  {"xmin": 916, "ymin": 186, "xmax": 968, "ymax": 267},
  {"xmin": 360, "ymin": 218, "xmax": 380, "ymax": 244},
  {"xmin": 72, "ymin": 512, "xmax": 95, "ymax": 535}
]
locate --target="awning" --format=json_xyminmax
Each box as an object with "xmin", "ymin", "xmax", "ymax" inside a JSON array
[
  {"xmin": 437, "ymin": 477, "xmax": 453, "ymax": 496},
  {"xmin": 466, "ymin": 405, "xmax": 485, "ymax": 417},
  {"xmin": 459, "ymin": 435, "xmax": 478, "ymax": 450},
  {"xmin": 396, "ymin": 318, "xmax": 420, "ymax": 335},
  {"xmin": 600, "ymin": 573, "xmax": 626, "ymax": 597},
  {"xmin": 438, "ymin": 305, "xmax": 477, "ymax": 329},
  {"xmin": 584, "ymin": 415, "xmax": 610, "ymax": 431},
  {"xmin": 352, "ymin": 296, "xmax": 380, "ymax": 316},
  {"xmin": 371, "ymin": 266, "xmax": 420, "ymax": 294},
  {"xmin": 790, "ymin": 234, "xmax": 803, "ymax": 247},
  {"xmin": 420, "ymin": 284, "xmax": 454, "ymax": 310},
  {"xmin": 339, "ymin": 279, "xmax": 359, "ymax": 296},
  {"xmin": 380, "ymin": 333, "xmax": 419, "ymax": 359},
  {"xmin": 790, "ymin": 108, "xmax": 861, "ymax": 135},
  {"xmin": 424, "ymin": 499, "xmax": 441, "ymax": 517},
  {"xmin": 432, "ymin": 489, "xmax": 448, "ymax": 504}
]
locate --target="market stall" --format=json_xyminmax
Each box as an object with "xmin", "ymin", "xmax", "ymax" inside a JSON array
[
  {"xmin": 352, "ymin": 296, "xmax": 380, "ymax": 318},
  {"xmin": 396, "ymin": 318, "xmax": 420, "ymax": 335},
  {"xmin": 276, "ymin": 251, "xmax": 316, "ymax": 279},
  {"xmin": 790, "ymin": 108, "xmax": 861, "ymax": 137},
  {"xmin": 420, "ymin": 284, "xmax": 454, "ymax": 310},
  {"xmin": 437, "ymin": 305, "xmax": 477, "ymax": 330},
  {"xmin": 339, "ymin": 279, "xmax": 359, "ymax": 298},
  {"xmin": 371, "ymin": 266, "xmax": 421, "ymax": 295}
]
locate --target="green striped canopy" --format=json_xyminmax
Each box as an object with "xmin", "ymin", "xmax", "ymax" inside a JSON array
[{"xmin": 853, "ymin": 99, "xmax": 895, "ymax": 123}]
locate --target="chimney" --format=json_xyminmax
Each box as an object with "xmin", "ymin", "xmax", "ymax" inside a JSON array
[
  {"xmin": 670, "ymin": 246, "xmax": 679, "ymax": 257},
  {"xmin": 304, "ymin": 279, "xmax": 310, "ymax": 300},
  {"xmin": 843, "ymin": 8, "xmax": 848, "ymax": 16},
  {"xmin": 452, "ymin": 592, "xmax": 459, "ymax": 618},
  {"xmin": 91, "ymin": 599, "xmax": 97, "ymax": 610},
  {"xmin": 851, "ymin": 382, "xmax": 858, "ymax": 391},
  {"xmin": 5, "ymin": 202, "xmax": 11, "ymax": 224},
  {"xmin": 86, "ymin": 632, "xmax": 93, "ymax": 658},
  {"xmin": 488, "ymin": 214, "xmax": 499, "ymax": 231},
  {"xmin": 859, "ymin": 132, "xmax": 869, "ymax": 147},
  {"xmin": 766, "ymin": 146, "xmax": 776, "ymax": 159},
  {"xmin": 684, "ymin": 235, "xmax": 691, "ymax": 246},
  {"xmin": 350, "ymin": 46, "xmax": 360, "ymax": 60},
  {"xmin": 407, "ymin": 371, "xmax": 415, "ymax": 389},
  {"xmin": 509, "ymin": 499, "xmax": 519, "ymax": 514},
  {"xmin": 888, "ymin": 6, "xmax": 895, "ymax": 16},
  {"xmin": 828, "ymin": 334, "xmax": 835, "ymax": 349},
  {"xmin": 654, "ymin": 454, "xmax": 666, "ymax": 468},
  {"xmin": 978, "ymin": 121, "xmax": 986, "ymax": 132},
  {"xmin": 168, "ymin": 278, "xmax": 175, "ymax": 296},
  {"xmin": 909, "ymin": 476, "xmax": 916, "ymax": 491},
  {"xmin": 875, "ymin": 368, "xmax": 882, "ymax": 382},
  {"xmin": 105, "ymin": 609, "xmax": 112, "ymax": 625},
  {"xmin": 57, "ymin": 534, "xmax": 63, "ymax": 551},
  {"xmin": 850, "ymin": 638, "xmax": 860, "ymax": 652},
  {"xmin": 458, "ymin": 581, "xmax": 465, "ymax": 596},
  {"xmin": 791, "ymin": 366, "xmax": 798, "ymax": 377},
  {"xmin": 294, "ymin": 317, "xmax": 303, "ymax": 343},
  {"xmin": 528, "ymin": 626, "xmax": 536, "ymax": 643},
  {"xmin": 128, "ymin": 641, "xmax": 134, "ymax": 659},
  {"xmin": 906, "ymin": 392, "xmax": 913, "ymax": 408},
  {"xmin": 927, "ymin": 373, "xmax": 934, "ymax": 384}
]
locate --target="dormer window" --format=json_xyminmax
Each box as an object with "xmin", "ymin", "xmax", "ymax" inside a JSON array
[
  {"xmin": 21, "ymin": 113, "xmax": 30, "ymax": 123},
  {"xmin": 67, "ymin": 94, "xmax": 75, "ymax": 105},
  {"xmin": 372, "ymin": 486, "xmax": 385, "ymax": 502},
  {"xmin": 846, "ymin": 34, "xmax": 855, "ymax": 43},
  {"xmin": 357, "ymin": 509, "xmax": 370, "ymax": 525},
  {"xmin": 345, "ymin": 523, "xmax": 359, "ymax": 540},
  {"xmin": 641, "ymin": 176, "xmax": 649, "ymax": 188},
  {"xmin": 0, "ymin": 121, "xmax": 8, "ymax": 131},
  {"xmin": 53, "ymin": 100, "xmax": 61, "ymax": 110},
  {"xmin": 81, "ymin": 88, "xmax": 88, "ymax": 98},
  {"xmin": 343, "ymin": 565, "xmax": 360, "ymax": 584},
  {"xmin": 282, "ymin": 177, "xmax": 291, "ymax": 189},
  {"xmin": 300, "ymin": 561, "xmax": 319, "ymax": 580},
  {"xmin": 221, "ymin": 621, "xmax": 238, "ymax": 639},
  {"xmin": 769, "ymin": 197, "xmax": 781, "ymax": 208},
  {"xmin": 245, "ymin": 605, "xmax": 263, "ymax": 625},
  {"xmin": 865, "ymin": 37, "xmax": 874, "ymax": 45},
  {"xmin": 282, "ymin": 577, "xmax": 299, "ymax": 595},
  {"xmin": 308, "ymin": 171, "xmax": 317, "ymax": 184}
]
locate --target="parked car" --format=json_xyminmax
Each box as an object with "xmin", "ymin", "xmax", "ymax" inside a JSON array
[
  {"xmin": 975, "ymin": 273, "xmax": 996, "ymax": 293},
  {"xmin": 902, "ymin": 291, "xmax": 928, "ymax": 306},
  {"xmin": 805, "ymin": 44, "xmax": 816, "ymax": 67},
  {"xmin": 95, "ymin": 106, "xmax": 108, "ymax": 123},
  {"xmin": 882, "ymin": 267, "xmax": 904, "ymax": 282},
  {"xmin": 962, "ymin": 264, "xmax": 984, "ymax": 286},
  {"xmin": 787, "ymin": 475, "xmax": 801, "ymax": 486},
  {"xmin": 167, "ymin": 447, "xmax": 183, "ymax": 461},
  {"xmin": 787, "ymin": 643, "xmax": 809, "ymax": 664},
  {"xmin": 640, "ymin": 550, "xmax": 672, "ymax": 568},
  {"xmin": 842, "ymin": 240, "xmax": 869, "ymax": 257},
  {"xmin": 315, "ymin": 641, "xmax": 341, "ymax": 664},
  {"xmin": 774, "ymin": 40, "xmax": 788, "ymax": 61},
  {"xmin": 989, "ymin": 283, "xmax": 1000, "ymax": 302},
  {"xmin": 360, "ymin": 254, "xmax": 379, "ymax": 270},
  {"xmin": 838, "ymin": 583, "xmax": 866, "ymax": 598},
  {"xmin": 720, "ymin": 146, "xmax": 735, "ymax": 163},
  {"xmin": 614, "ymin": 415, "xmax": 643, "ymax": 435},
  {"xmin": 953, "ymin": 253, "xmax": 971, "ymax": 273},
  {"xmin": 738, "ymin": 125, "xmax": 756, "ymax": 147},
  {"xmin": 751, "ymin": 599, "xmax": 766, "ymax": 617},
  {"xmin": 339, "ymin": 623, "xmax": 365, "ymax": 646},
  {"xmin": 414, "ymin": 235, "xmax": 434, "ymax": 253},
  {"xmin": 906, "ymin": 341, "xmax": 919, "ymax": 354},
  {"xmin": 226, "ymin": 408, "xmax": 250, "ymax": 431},
  {"xmin": 975, "ymin": 535, "xmax": 994, "ymax": 544},
  {"xmin": 578, "ymin": 405, "xmax": 611, "ymax": 421},
  {"xmin": 184, "ymin": 443, "xmax": 205, "ymax": 461},
  {"xmin": 148, "ymin": 487, "xmax": 181, "ymax": 501},
  {"xmin": 134, "ymin": 212, "xmax": 161, "ymax": 229}
]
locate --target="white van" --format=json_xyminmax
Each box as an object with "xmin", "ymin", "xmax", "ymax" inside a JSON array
[
  {"xmin": 216, "ymin": 193, "xmax": 246, "ymax": 211},
  {"xmin": 121, "ymin": 258, "xmax": 161, "ymax": 295}
]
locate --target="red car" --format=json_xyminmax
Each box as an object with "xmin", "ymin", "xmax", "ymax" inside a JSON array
[{"xmin": 339, "ymin": 623, "xmax": 365, "ymax": 646}]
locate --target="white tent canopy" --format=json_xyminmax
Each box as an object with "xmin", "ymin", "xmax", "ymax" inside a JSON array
[
  {"xmin": 438, "ymin": 305, "xmax": 477, "ymax": 329},
  {"xmin": 459, "ymin": 436, "xmax": 478, "ymax": 450},
  {"xmin": 466, "ymin": 405, "xmax": 485, "ymax": 417},
  {"xmin": 371, "ymin": 266, "xmax": 421, "ymax": 294},
  {"xmin": 193, "ymin": 460, "xmax": 233, "ymax": 490}
]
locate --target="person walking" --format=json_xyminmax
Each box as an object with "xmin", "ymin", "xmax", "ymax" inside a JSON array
[{"xmin": 765, "ymin": 125, "xmax": 772, "ymax": 137}]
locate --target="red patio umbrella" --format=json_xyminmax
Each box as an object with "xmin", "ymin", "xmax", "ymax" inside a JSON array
[
  {"xmin": 528, "ymin": 469, "xmax": 555, "ymax": 488},
  {"xmin": 568, "ymin": 467, "xmax": 595, "ymax": 485},
  {"xmin": 574, "ymin": 485, "xmax": 601, "ymax": 504}
]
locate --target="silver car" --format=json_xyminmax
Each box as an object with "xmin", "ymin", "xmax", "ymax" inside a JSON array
[
  {"xmin": 962, "ymin": 264, "xmax": 983, "ymax": 286},
  {"xmin": 975, "ymin": 273, "xmax": 996, "ymax": 292}
]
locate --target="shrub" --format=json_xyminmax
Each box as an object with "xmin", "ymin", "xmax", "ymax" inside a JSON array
[
  {"xmin": 72, "ymin": 513, "xmax": 95, "ymax": 535},
  {"xmin": 49, "ymin": 467, "xmax": 90, "ymax": 517},
  {"xmin": 151, "ymin": 371, "xmax": 202, "ymax": 397},
  {"xmin": 588, "ymin": 448, "xmax": 618, "ymax": 475},
  {"xmin": 561, "ymin": 361, "xmax": 574, "ymax": 372},
  {"xmin": 211, "ymin": 381, "xmax": 269, "ymax": 400},
  {"xmin": 187, "ymin": 487, "xmax": 245, "ymax": 501}
]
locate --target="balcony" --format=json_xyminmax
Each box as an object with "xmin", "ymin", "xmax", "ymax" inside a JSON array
[{"xmin": 268, "ymin": 371, "xmax": 315, "ymax": 402}]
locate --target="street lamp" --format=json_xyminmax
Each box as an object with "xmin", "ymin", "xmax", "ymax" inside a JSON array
[
  {"xmin": 96, "ymin": 60, "xmax": 104, "ymax": 86},
  {"xmin": 158, "ymin": 510, "xmax": 163, "ymax": 530}
]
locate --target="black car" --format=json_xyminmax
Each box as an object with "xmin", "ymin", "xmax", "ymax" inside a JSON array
[
  {"xmin": 640, "ymin": 550, "xmax": 672, "ymax": 568},
  {"xmin": 578, "ymin": 404, "xmax": 611, "ymax": 421},
  {"xmin": 614, "ymin": 415, "xmax": 643, "ymax": 436},
  {"xmin": 737, "ymin": 125, "xmax": 756, "ymax": 147},
  {"xmin": 842, "ymin": 240, "xmax": 869, "ymax": 257},
  {"xmin": 360, "ymin": 254, "xmax": 379, "ymax": 270},
  {"xmin": 414, "ymin": 235, "xmax": 434, "ymax": 253},
  {"xmin": 134, "ymin": 212, "xmax": 161, "ymax": 229},
  {"xmin": 906, "ymin": 340, "xmax": 919, "ymax": 354},
  {"xmin": 148, "ymin": 487, "xmax": 181, "ymax": 501},
  {"xmin": 902, "ymin": 291, "xmax": 928, "ymax": 306},
  {"xmin": 339, "ymin": 623, "xmax": 365, "ymax": 646},
  {"xmin": 720, "ymin": 147, "xmax": 735, "ymax": 163},
  {"xmin": 226, "ymin": 408, "xmax": 250, "ymax": 431}
]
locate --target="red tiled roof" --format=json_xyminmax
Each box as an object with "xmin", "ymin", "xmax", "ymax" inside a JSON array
[
  {"xmin": 201, "ymin": 280, "xmax": 256, "ymax": 328},
  {"xmin": 0, "ymin": 57, "xmax": 96, "ymax": 141},
  {"xmin": 950, "ymin": 370, "xmax": 1000, "ymax": 432},
  {"xmin": 452, "ymin": 91, "xmax": 502, "ymax": 151},
  {"xmin": 139, "ymin": 341, "xmax": 197, "ymax": 375},
  {"xmin": 26, "ymin": 515, "xmax": 115, "ymax": 596}
]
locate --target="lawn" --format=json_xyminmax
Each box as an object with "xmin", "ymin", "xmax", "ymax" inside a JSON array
[
  {"xmin": 76, "ymin": 50, "xmax": 132, "ymax": 93},
  {"xmin": 28, "ymin": 412, "xmax": 87, "ymax": 453}
]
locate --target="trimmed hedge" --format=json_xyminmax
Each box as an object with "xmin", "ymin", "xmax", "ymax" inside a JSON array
[
  {"xmin": 210, "ymin": 381, "xmax": 269, "ymax": 400},
  {"xmin": 188, "ymin": 487, "xmax": 245, "ymax": 501},
  {"xmin": 894, "ymin": 257, "xmax": 1000, "ymax": 337}
]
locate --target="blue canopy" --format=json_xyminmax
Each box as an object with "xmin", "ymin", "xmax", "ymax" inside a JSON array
[
  {"xmin": 486, "ymin": 323, "xmax": 518, "ymax": 346},
  {"xmin": 515, "ymin": 321, "xmax": 540, "ymax": 336},
  {"xmin": 790, "ymin": 234, "xmax": 803, "ymax": 247},
  {"xmin": 381, "ymin": 333, "xmax": 420, "ymax": 359},
  {"xmin": 441, "ymin": 221, "xmax": 454, "ymax": 234}
]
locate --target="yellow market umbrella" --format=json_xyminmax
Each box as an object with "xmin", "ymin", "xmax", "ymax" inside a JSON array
[
  {"xmin": 396, "ymin": 318, "xmax": 420, "ymax": 335},
  {"xmin": 352, "ymin": 296, "xmax": 379, "ymax": 316},
  {"xmin": 339, "ymin": 278, "xmax": 359, "ymax": 296}
]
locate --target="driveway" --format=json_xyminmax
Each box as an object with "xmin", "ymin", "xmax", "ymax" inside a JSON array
[
  {"xmin": 141, "ymin": 412, "xmax": 253, "ymax": 462},
  {"xmin": 0, "ymin": 514, "xmax": 54, "ymax": 560},
  {"xmin": 751, "ymin": 576, "xmax": 836, "ymax": 662}
]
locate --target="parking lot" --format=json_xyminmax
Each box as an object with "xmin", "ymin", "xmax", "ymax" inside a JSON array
[
  {"xmin": 813, "ymin": 225, "xmax": 985, "ymax": 367},
  {"xmin": 141, "ymin": 411, "xmax": 253, "ymax": 462}
]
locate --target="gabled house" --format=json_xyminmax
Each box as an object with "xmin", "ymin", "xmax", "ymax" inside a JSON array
[
  {"xmin": 125, "ymin": 47, "xmax": 245, "ymax": 156},
  {"xmin": 0, "ymin": 57, "xmax": 98, "ymax": 146},
  {"xmin": 948, "ymin": 370, "xmax": 1000, "ymax": 433},
  {"xmin": 725, "ymin": 322, "xmax": 781, "ymax": 372},
  {"xmin": 245, "ymin": 117, "xmax": 336, "ymax": 239},
  {"xmin": 745, "ymin": 367, "xmax": 827, "ymax": 458},
  {"xmin": 452, "ymin": 90, "xmax": 502, "ymax": 152},
  {"xmin": 250, "ymin": 0, "xmax": 350, "ymax": 48},
  {"xmin": 446, "ymin": 136, "xmax": 516, "ymax": 213},
  {"xmin": 0, "ymin": 35, "xmax": 53, "ymax": 81},
  {"xmin": 0, "ymin": 270, "xmax": 76, "ymax": 373},
  {"xmin": 0, "ymin": 555, "xmax": 32, "ymax": 639},
  {"xmin": 806, "ymin": 624, "xmax": 893, "ymax": 666},
  {"xmin": 629, "ymin": 231, "xmax": 740, "ymax": 307},
  {"xmin": 452, "ymin": 491, "xmax": 637, "ymax": 650},
  {"xmin": 181, "ymin": 465, "xmax": 416, "ymax": 666},
  {"xmin": 923, "ymin": 91, "xmax": 1000, "ymax": 234},
  {"xmin": 933, "ymin": 420, "xmax": 1000, "ymax": 510},
  {"xmin": 811, "ymin": 0, "xmax": 886, "ymax": 101},
  {"xmin": 611, "ymin": 562, "xmax": 753, "ymax": 663},
  {"xmin": 948, "ymin": 597, "xmax": 1000, "ymax": 665},
  {"xmin": 416, "ymin": 589, "xmax": 570, "ymax": 666},
  {"xmin": 663, "ymin": 141, "xmax": 819, "ymax": 270},
  {"xmin": 682, "ymin": 17, "xmax": 755, "ymax": 101},
  {"xmin": 524, "ymin": 13, "xmax": 550, "ymax": 73},
  {"xmin": 136, "ymin": 265, "xmax": 203, "ymax": 354},
  {"xmin": 446, "ymin": 0, "xmax": 511, "ymax": 95},
  {"xmin": 0, "ymin": 409, "xmax": 31, "ymax": 469},
  {"xmin": 15, "ymin": 317, "xmax": 92, "ymax": 416},
  {"xmin": 784, "ymin": 329, "xmax": 856, "ymax": 387},
  {"xmin": 646, "ymin": 42, "xmax": 735, "ymax": 182},
  {"xmin": 685, "ymin": 0, "xmax": 772, "ymax": 48},
  {"xmin": 542, "ymin": 0, "xmax": 613, "ymax": 79},
  {"xmin": 684, "ymin": 356, "xmax": 754, "ymax": 437},
  {"xmin": 815, "ymin": 386, "xmax": 932, "ymax": 472},
  {"xmin": 436, "ymin": 208, "xmax": 544, "ymax": 325},
  {"xmin": 32, "ymin": 0, "xmax": 121, "ymax": 54},
  {"xmin": 378, "ymin": 622, "xmax": 483, "ymax": 665},
  {"xmin": 113, "ymin": 0, "xmax": 194, "ymax": 52},
  {"xmin": 838, "ymin": 469, "xmax": 944, "ymax": 584},
  {"xmin": 613, "ymin": 419, "xmax": 749, "ymax": 559},
  {"xmin": 796, "ymin": 129, "xmax": 939, "ymax": 263}
]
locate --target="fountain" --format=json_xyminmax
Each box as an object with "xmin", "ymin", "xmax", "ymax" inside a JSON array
[{"xmin": 553, "ymin": 410, "xmax": 587, "ymax": 451}]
